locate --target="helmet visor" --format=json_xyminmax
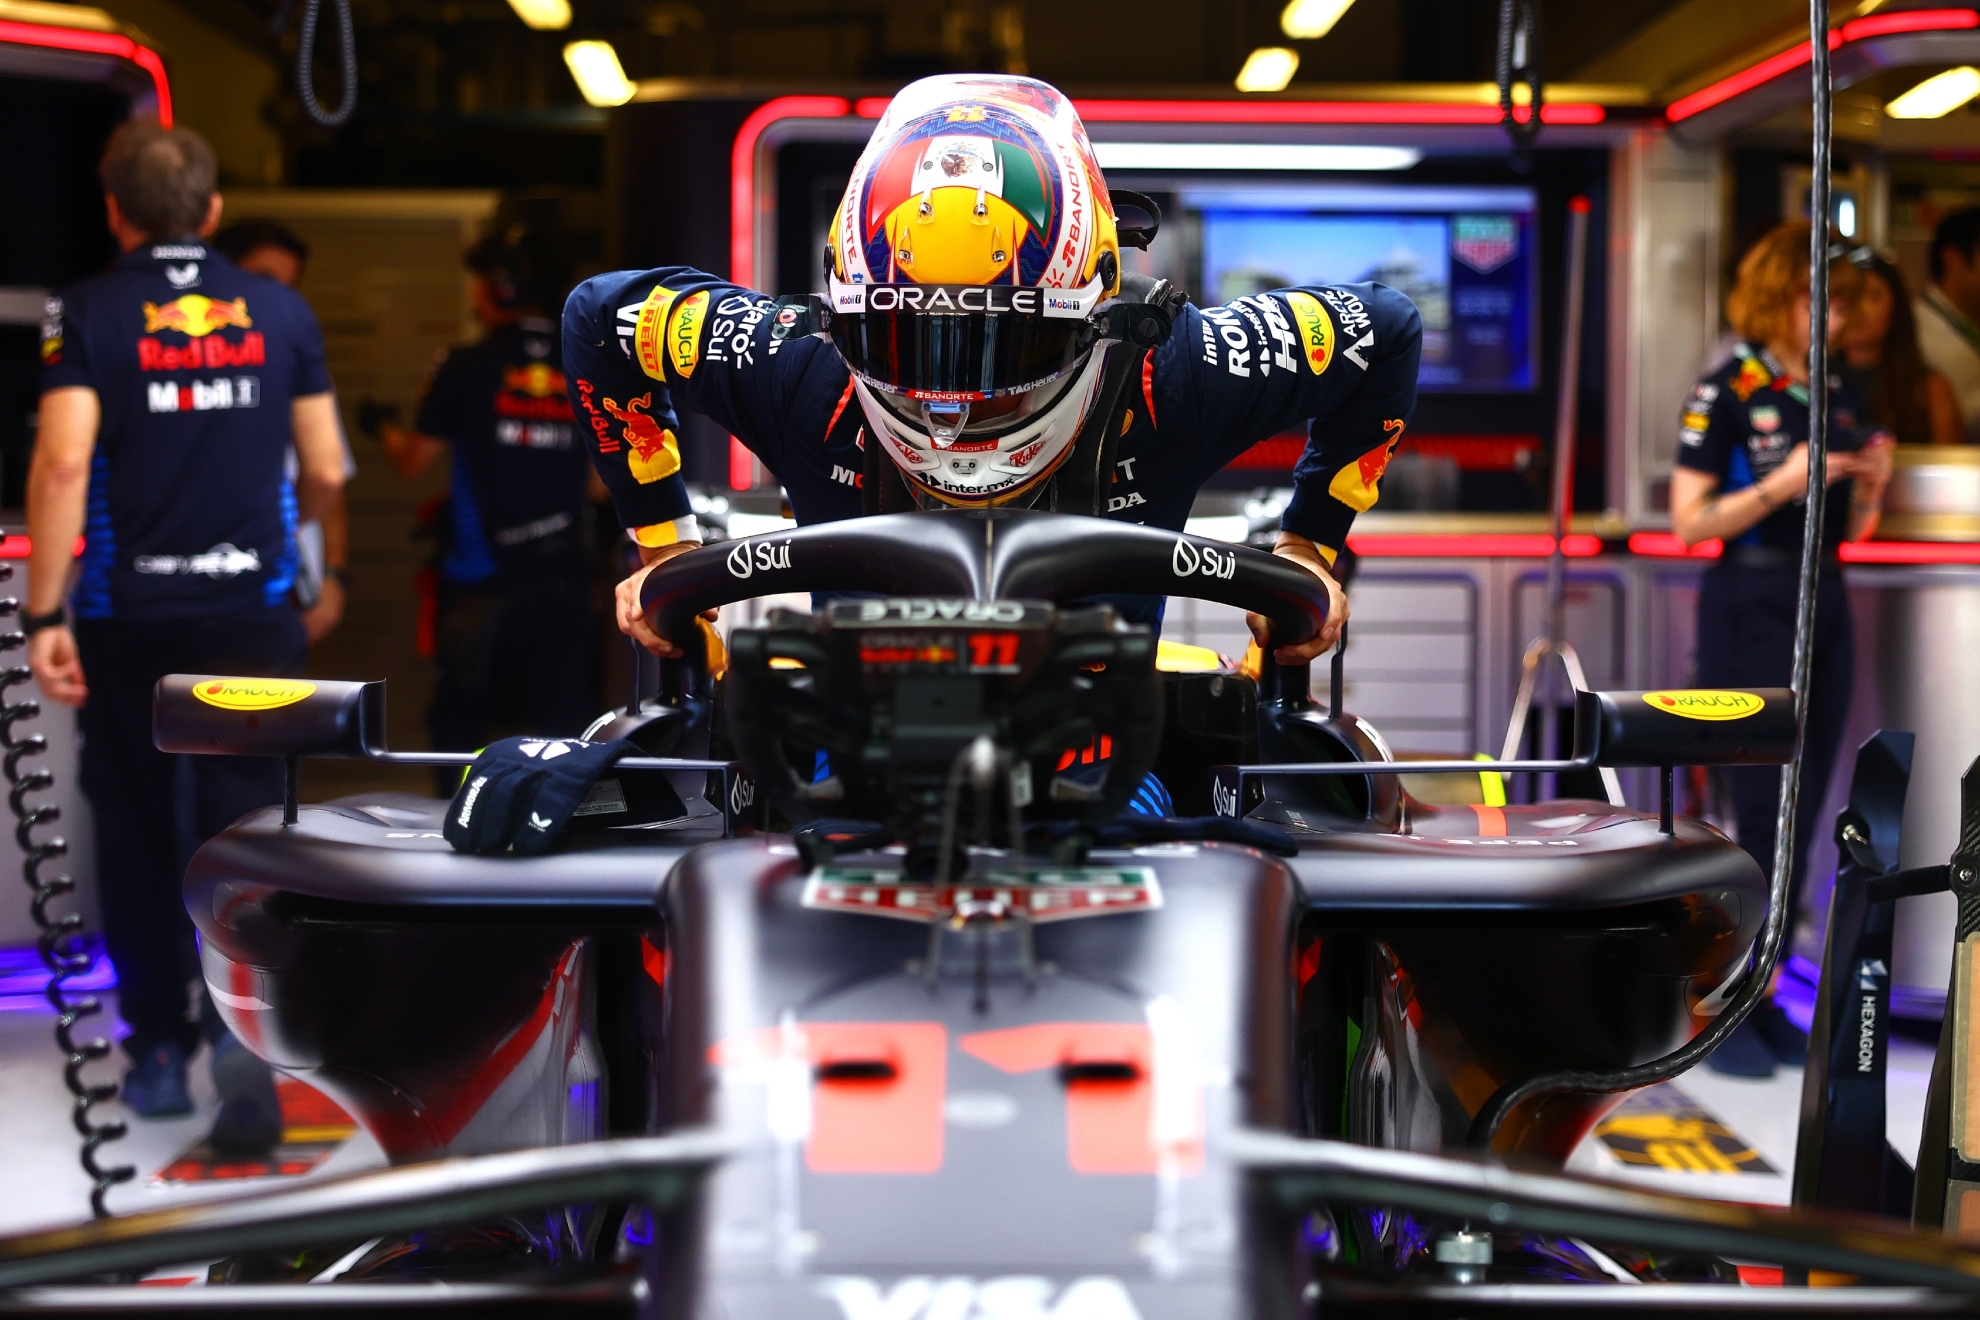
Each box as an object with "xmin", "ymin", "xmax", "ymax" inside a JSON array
[{"xmin": 829, "ymin": 309, "xmax": 1098, "ymax": 400}]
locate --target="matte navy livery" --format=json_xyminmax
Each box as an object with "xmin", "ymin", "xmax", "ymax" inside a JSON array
[{"xmin": 172, "ymin": 510, "xmax": 1767, "ymax": 1309}]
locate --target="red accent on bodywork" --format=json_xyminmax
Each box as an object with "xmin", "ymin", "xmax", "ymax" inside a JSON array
[
  {"xmin": 960, "ymin": 1022, "xmax": 1201, "ymax": 1175},
  {"xmin": 1141, "ymin": 353, "xmax": 1157, "ymax": 428},
  {"xmin": 807, "ymin": 1022, "xmax": 946, "ymax": 1173},
  {"xmin": 710, "ymin": 1022, "xmax": 948, "ymax": 1174},
  {"xmin": 1296, "ymin": 940, "xmax": 1322, "ymax": 992},
  {"xmin": 366, "ymin": 941, "xmax": 583, "ymax": 1155},
  {"xmin": 640, "ymin": 936, "xmax": 668, "ymax": 987}
]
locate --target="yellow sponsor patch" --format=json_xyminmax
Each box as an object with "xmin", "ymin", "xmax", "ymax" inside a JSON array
[
  {"xmin": 632, "ymin": 285, "xmax": 680, "ymax": 380},
  {"xmin": 668, "ymin": 290, "xmax": 708, "ymax": 377},
  {"xmin": 1642, "ymin": 689, "xmax": 1766, "ymax": 721},
  {"xmin": 192, "ymin": 678, "xmax": 317, "ymax": 712},
  {"xmin": 1681, "ymin": 410, "xmax": 1709, "ymax": 431},
  {"xmin": 1284, "ymin": 291, "xmax": 1335, "ymax": 376}
]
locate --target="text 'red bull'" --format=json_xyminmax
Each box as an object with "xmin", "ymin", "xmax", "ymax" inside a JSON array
[{"xmin": 137, "ymin": 332, "xmax": 266, "ymax": 372}]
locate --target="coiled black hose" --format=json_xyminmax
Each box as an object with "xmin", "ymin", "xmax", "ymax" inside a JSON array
[
  {"xmin": 296, "ymin": 0, "xmax": 356, "ymax": 129},
  {"xmin": 1470, "ymin": 0, "xmax": 1834, "ymax": 1150},
  {"xmin": 0, "ymin": 565, "xmax": 132, "ymax": 1217}
]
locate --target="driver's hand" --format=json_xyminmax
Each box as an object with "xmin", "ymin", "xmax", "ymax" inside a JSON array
[
  {"xmin": 616, "ymin": 541, "xmax": 710, "ymax": 657},
  {"xmin": 1248, "ymin": 531, "xmax": 1347, "ymax": 664}
]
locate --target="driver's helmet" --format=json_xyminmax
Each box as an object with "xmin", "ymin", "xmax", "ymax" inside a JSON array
[{"xmin": 825, "ymin": 75, "xmax": 1123, "ymax": 507}]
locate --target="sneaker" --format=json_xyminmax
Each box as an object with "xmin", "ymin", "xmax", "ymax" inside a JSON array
[
  {"xmin": 1705, "ymin": 1017, "xmax": 1777, "ymax": 1079},
  {"xmin": 1752, "ymin": 1000, "xmax": 1809, "ymax": 1066},
  {"xmin": 208, "ymin": 1033, "xmax": 282, "ymax": 1156},
  {"xmin": 123, "ymin": 1041, "xmax": 194, "ymax": 1118}
]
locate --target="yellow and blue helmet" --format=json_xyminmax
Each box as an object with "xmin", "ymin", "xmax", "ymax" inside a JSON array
[{"xmin": 824, "ymin": 75, "xmax": 1126, "ymax": 507}]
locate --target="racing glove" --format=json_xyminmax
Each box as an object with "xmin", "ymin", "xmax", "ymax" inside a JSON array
[{"xmin": 445, "ymin": 736, "xmax": 636, "ymax": 856}]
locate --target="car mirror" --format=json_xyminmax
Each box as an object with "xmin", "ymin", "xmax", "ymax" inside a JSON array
[
  {"xmin": 1574, "ymin": 688, "xmax": 1797, "ymax": 768},
  {"xmin": 154, "ymin": 675, "xmax": 383, "ymax": 759},
  {"xmin": 1111, "ymin": 190, "xmax": 1161, "ymax": 250}
]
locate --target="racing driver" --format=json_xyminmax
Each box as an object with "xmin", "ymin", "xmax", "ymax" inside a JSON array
[{"xmin": 566, "ymin": 74, "xmax": 1421, "ymax": 663}]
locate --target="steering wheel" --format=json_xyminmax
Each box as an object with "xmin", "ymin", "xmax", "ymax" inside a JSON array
[{"xmin": 640, "ymin": 508, "xmax": 1328, "ymax": 648}]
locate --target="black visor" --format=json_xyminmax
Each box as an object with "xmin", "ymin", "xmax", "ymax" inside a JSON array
[{"xmin": 830, "ymin": 310, "xmax": 1097, "ymax": 399}]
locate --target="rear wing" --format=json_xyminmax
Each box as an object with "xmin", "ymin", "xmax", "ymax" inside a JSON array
[
  {"xmin": 153, "ymin": 675, "xmax": 759, "ymax": 833},
  {"xmin": 1214, "ymin": 687, "xmax": 1797, "ymax": 833}
]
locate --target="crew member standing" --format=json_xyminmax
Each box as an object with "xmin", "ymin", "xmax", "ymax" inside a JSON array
[
  {"xmin": 1671, "ymin": 222, "xmax": 1892, "ymax": 1078},
  {"xmin": 1916, "ymin": 207, "xmax": 1980, "ymax": 442},
  {"xmin": 369, "ymin": 231, "xmax": 598, "ymax": 760},
  {"xmin": 213, "ymin": 218, "xmax": 354, "ymax": 647},
  {"xmin": 27, "ymin": 120, "xmax": 347, "ymax": 1136}
]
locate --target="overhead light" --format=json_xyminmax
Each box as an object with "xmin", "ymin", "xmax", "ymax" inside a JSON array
[
  {"xmin": 1887, "ymin": 66, "xmax": 1980, "ymax": 118},
  {"xmin": 1235, "ymin": 47, "xmax": 1298, "ymax": 93},
  {"xmin": 563, "ymin": 40, "xmax": 636, "ymax": 107},
  {"xmin": 1281, "ymin": 0, "xmax": 1356, "ymax": 39},
  {"xmin": 1093, "ymin": 142, "xmax": 1421, "ymax": 171},
  {"xmin": 505, "ymin": 0, "xmax": 570, "ymax": 29}
]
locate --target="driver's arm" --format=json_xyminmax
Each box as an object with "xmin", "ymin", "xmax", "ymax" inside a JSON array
[
  {"xmin": 562, "ymin": 273, "xmax": 706, "ymax": 655},
  {"xmin": 565, "ymin": 268, "xmax": 854, "ymax": 655},
  {"xmin": 1164, "ymin": 283, "xmax": 1423, "ymax": 661}
]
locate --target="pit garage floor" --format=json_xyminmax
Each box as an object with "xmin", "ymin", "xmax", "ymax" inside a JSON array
[{"xmin": 0, "ymin": 993, "xmax": 1941, "ymax": 1238}]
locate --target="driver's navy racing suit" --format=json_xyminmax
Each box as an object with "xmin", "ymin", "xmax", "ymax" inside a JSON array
[{"xmin": 563, "ymin": 268, "xmax": 1424, "ymax": 625}]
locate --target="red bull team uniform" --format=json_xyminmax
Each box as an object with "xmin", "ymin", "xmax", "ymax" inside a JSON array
[
  {"xmin": 562, "ymin": 268, "xmax": 1422, "ymax": 628},
  {"xmin": 43, "ymin": 241, "xmax": 330, "ymax": 619},
  {"xmin": 39, "ymin": 240, "xmax": 332, "ymax": 1065},
  {"xmin": 413, "ymin": 316, "xmax": 597, "ymax": 753}
]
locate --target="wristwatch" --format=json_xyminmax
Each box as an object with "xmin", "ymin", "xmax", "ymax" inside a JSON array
[{"xmin": 21, "ymin": 606, "xmax": 66, "ymax": 636}]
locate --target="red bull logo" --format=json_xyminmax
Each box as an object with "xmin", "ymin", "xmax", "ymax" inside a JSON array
[
  {"xmin": 600, "ymin": 394, "xmax": 681, "ymax": 485},
  {"xmin": 1328, "ymin": 419, "xmax": 1405, "ymax": 513},
  {"xmin": 496, "ymin": 363, "xmax": 572, "ymax": 421},
  {"xmin": 142, "ymin": 296, "xmax": 252, "ymax": 338},
  {"xmin": 501, "ymin": 362, "xmax": 565, "ymax": 398}
]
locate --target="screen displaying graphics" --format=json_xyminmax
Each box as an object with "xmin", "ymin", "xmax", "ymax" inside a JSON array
[{"xmin": 1192, "ymin": 185, "xmax": 1537, "ymax": 393}]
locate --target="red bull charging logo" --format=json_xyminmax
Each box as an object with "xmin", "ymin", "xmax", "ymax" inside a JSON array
[{"xmin": 142, "ymin": 296, "xmax": 253, "ymax": 338}]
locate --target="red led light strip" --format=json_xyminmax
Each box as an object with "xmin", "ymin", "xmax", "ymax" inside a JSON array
[
  {"xmin": 1626, "ymin": 532, "xmax": 1980, "ymax": 565},
  {"xmin": 1667, "ymin": 8, "xmax": 1980, "ymax": 123},
  {"xmin": 1345, "ymin": 533, "xmax": 1604, "ymax": 558},
  {"xmin": 0, "ymin": 19, "xmax": 171, "ymax": 124},
  {"xmin": 1627, "ymin": 532, "xmax": 1722, "ymax": 559},
  {"xmin": 1838, "ymin": 540, "xmax": 1980, "ymax": 564},
  {"xmin": 0, "ymin": 537, "xmax": 86, "ymax": 560}
]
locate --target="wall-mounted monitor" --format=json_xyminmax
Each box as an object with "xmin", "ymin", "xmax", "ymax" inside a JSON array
[{"xmin": 1186, "ymin": 185, "xmax": 1538, "ymax": 394}]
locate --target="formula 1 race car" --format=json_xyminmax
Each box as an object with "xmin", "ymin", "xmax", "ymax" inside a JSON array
[{"xmin": 2, "ymin": 508, "xmax": 1975, "ymax": 1317}]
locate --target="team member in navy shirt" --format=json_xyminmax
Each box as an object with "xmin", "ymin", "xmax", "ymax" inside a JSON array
[
  {"xmin": 1671, "ymin": 223, "xmax": 1892, "ymax": 1077},
  {"xmin": 27, "ymin": 120, "xmax": 347, "ymax": 1138},
  {"xmin": 371, "ymin": 232, "xmax": 598, "ymax": 760}
]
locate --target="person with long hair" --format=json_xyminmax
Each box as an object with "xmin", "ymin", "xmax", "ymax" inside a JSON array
[
  {"xmin": 1669, "ymin": 221, "xmax": 1894, "ymax": 1078},
  {"xmin": 1841, "ymin": 249, "xmax": 1962, "ymax": 446}
]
